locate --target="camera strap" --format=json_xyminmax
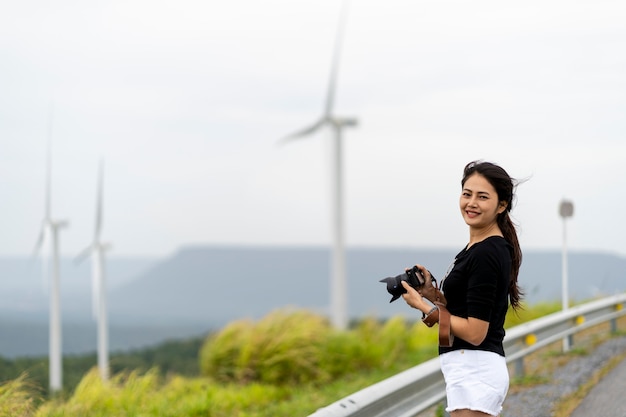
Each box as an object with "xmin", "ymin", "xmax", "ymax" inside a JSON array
[{"xmin": 436, "ymin": 302, "xmax": 454, "ymax": 347}]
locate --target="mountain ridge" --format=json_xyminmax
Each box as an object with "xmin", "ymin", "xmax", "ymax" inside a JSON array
[{"xmin": 1, "ymin": 245, "xmax": 625, "ymax": 357}]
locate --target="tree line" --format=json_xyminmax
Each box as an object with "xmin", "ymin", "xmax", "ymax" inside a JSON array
[{"xmin": 0, "ymin": 336, "xmax": 206, "ymax": 398}]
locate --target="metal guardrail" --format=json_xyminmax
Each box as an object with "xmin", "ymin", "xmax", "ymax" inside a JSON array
[{"xmin": 308, "ymin": 293, "xmax": 626, "ymax": 417}]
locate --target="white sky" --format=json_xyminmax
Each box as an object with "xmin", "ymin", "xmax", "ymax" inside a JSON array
[{"xmin": 1, "ymin": 0, "xmax": 625, "ymax": 257}]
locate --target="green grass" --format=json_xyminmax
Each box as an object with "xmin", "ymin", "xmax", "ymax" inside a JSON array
[{"xmin": 3, "ymin": 300, "xmax": 610, "ymax": 417}]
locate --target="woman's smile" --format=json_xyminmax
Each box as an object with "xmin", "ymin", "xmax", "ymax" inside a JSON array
[{"xmin": 465, "ymin": 209, "xmax": 480, "ymax": 218}]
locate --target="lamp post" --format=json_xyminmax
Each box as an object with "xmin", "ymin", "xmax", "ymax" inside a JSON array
[{"xmin": 559, "ymin": 199, "xmax": 574, "ymax": 351}]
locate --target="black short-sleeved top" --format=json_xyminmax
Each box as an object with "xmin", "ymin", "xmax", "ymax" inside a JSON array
[{"xmin": 439, "ymin": 236, "xmax": 512, "ymax": 357}]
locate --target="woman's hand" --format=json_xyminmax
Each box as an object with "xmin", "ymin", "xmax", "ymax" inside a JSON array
[{"xmin": 401, "ymin": 280, "xmax": 431, "ymax": 314}]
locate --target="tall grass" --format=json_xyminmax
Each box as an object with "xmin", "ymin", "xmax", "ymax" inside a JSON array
[
  {"xmin": 4, "ymin": 302, "xmax": 568, "ymax": 417},
  {"xmin": 0, "ymin": 373, "xmax": 38, "ymax": 417}
]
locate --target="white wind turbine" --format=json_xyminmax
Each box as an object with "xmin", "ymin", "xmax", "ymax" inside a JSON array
[
  {"xmin": 279, "ymin": 0, "xmax": 357, "ymax": 330},
  {"xmin": 33, "ymin": 105, "xmax": 68, "ymax": 394},
  {"xmin": 76, "ymin": 160, "xmax": 111, "ymax": 381}
]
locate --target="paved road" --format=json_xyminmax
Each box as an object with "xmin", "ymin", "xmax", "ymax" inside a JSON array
[
  {"xmin": 501, "ymin": 336, "xmax": 626, "ymax": 417},
  {"xmin": 570, "ymin": 356, "xmax": 626, "ymax": 417}
]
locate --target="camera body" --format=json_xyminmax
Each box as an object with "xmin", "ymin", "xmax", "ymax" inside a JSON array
[{"xmin": 379, "ymin": 265, "xmax": 426, "ymax": 303}]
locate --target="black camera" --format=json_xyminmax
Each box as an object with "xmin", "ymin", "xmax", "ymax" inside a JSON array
[{"xmin": 380, "ymin": 265, "xmax": 426, "ymax": 303}]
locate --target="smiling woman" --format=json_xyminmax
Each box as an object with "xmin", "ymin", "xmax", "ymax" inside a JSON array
[{"xmin": 400, "ymin": 160, "xmax": 523, "ymax": 417}]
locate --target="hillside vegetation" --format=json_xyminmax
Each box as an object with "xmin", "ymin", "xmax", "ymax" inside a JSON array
[{"xmin": 0, "ymin": 303, "xmax": 564, "ymax": 417}]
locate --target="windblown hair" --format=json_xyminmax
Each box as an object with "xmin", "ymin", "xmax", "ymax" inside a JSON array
[{"xmin": 462, "ymin": 160, "xmax": 524, "ymax": 310}]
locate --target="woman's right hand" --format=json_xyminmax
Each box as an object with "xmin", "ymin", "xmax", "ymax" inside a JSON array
[{"xmin": 401, "ymin": 280, "xmax": 431, "ymax": 314}]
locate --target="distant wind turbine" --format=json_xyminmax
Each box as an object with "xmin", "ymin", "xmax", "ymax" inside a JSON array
[
  {"xmin": 279, "ymin": 0, "xmax": 357, "ymax": 330},
  {"xmin": 33, "ymin": 104, "xmax": 68, "ymax": 394},
  {"xmin": 76, "ymin": 160, "xmax": 111, "ymax": 381}
]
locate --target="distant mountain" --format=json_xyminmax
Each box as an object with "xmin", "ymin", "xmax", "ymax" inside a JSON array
[
  {"xmin": 108, "ymin": 246, "xmax": 626, "ymax": 327},
  {"xmin": 0, "ymin": 257, "xmax": 155, "ymax": 319},
  {"xmin": 1, "ymin": 246, "xmax": 625, "ymax": 358},
  {"xmin": 108, "ymin": 246, "xmax": 432, "ymax": 325}
]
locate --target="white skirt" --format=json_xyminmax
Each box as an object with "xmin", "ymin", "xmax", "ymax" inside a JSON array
[{"xmin": 440, "ymin": 349, "xmax": 509, "ymax": 416}]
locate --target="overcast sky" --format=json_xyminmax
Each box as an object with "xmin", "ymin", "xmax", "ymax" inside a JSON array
[{"xmin": 1, "ymin": 0, "xmax": 625, "ymax": 258}]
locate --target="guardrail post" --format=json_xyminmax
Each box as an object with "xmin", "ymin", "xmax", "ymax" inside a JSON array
[
  {"xmin": 514, "ymin": 357, "xmax": 524, "ymax": 377},
  {"xmin": 612, "ymin": 304, "xmax": 623, "ymax": 333},
  {"xmin": 513, "ymin": 333, "xmax": 536, "ymax": 377}
]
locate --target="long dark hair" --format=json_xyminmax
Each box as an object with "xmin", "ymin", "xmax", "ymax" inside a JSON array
[{"xmin": 462, "ymin": 161, "xmax": 523, "ymax": 310}]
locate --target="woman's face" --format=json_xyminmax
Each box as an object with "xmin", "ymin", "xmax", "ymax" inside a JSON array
[{"xmin": 459, "ymin": 173, "xmax": 506, "ymax": 229}]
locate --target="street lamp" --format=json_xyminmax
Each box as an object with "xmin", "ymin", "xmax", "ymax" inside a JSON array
[{"xmin": 559, "ymin": 199, "xmax": 574, "ymax": 351}]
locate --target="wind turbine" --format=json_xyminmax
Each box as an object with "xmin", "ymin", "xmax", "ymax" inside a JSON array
[
  {"xmin": 76, "ymin": 160, "xmax": 111, "ymax": 381},
  {"xmin": 33, "ymin": 104, "xmax": 68, "ymax": 394},
  {"xmin": 279, "ymin": 0, "xmax": 357, "ymax": 330}
]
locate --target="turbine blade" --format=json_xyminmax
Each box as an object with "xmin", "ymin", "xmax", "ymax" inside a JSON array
[
  {"xmin": 75, "ymin": 246, "xmax": 92, "ymax": 264},
  {"xmin": 32, "ymin": 226, "xmax": 46, "ymax": 259},
  {"xmin": 278, "ymin": 118, "xmax": 326, "ymax": 145},
  {"xmin": 324, "ymin": 0, "xmax": 352, "ymax": 118}
]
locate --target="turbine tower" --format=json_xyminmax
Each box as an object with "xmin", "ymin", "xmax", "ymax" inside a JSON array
[
  {"xmin": 280, "ymin": 0, "xmax": 357, "ymax": 330},
  {"xmin": 33, "ymin": 105, "xmax": 68, "ymax": 394},
  {"xmin": 76, "ymin": 160, "xmax": 111, "ymax": 381}
]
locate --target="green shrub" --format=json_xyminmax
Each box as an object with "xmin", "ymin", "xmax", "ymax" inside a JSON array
[
  {"xmin": 199, "ymin": 318, "xmax": 255, "ymax": 382},
  {"xmin": 318, "ymin": 328, "xmax": 368, "ymax": 377},
  {"xmin": 200, "ymin": 308, "xmax": 332, "ymax": 385},
  {"xmin": 344, "ymin": 316, "xmax": 412, "ymax": 369},
  {"xmin": 249, "ymin": 309, "xmax": 329, "ymax": 385},
  {"xmin": 199, "ymin": 309, "xmax": 442, "ymax": 387}
]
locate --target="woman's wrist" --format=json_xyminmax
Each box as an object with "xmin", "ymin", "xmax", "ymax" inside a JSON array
[
  {"xmin": 422, "ymin": 306, "xmax": 439, "ymax": 327},
  {"xmin": 418, "ymin": 302, "xmax": 433, "ymax": 315},
  {"xmin": 421, "ymin": 306, "xmax": 437, "ymax": 318}
]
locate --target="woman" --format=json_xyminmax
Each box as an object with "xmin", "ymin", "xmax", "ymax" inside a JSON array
[{"xmin": 401, "ymin": 160, "xmax": 523, "ymax": 417}]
